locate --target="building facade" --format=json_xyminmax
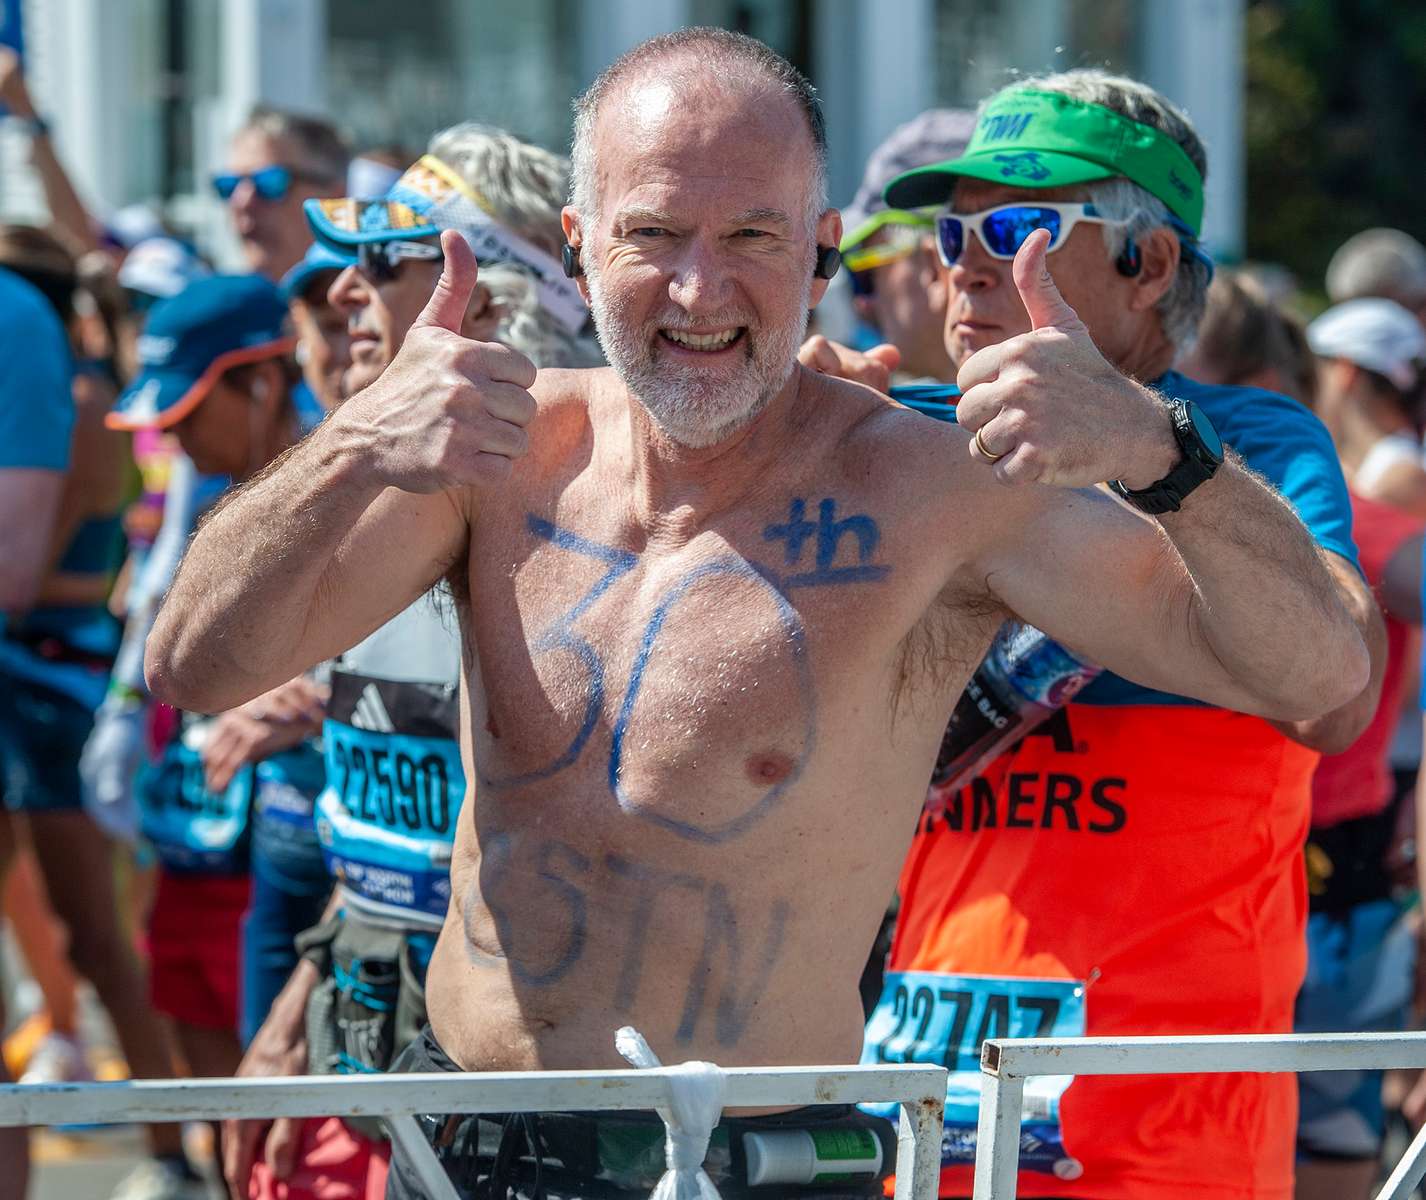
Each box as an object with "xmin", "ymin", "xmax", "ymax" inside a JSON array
[{"xmin": 2, "ymin": 0, "xmax": 1244, "ymax": 264}]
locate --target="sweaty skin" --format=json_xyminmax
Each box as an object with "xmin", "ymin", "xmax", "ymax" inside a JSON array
[
  {"xmin": 426, "ymin": 368, "xmax": 1007, "ymax": 1070},
  {"xmin": 148, "ymin": 68, "xmax": 1367, "ymax": 1077}
]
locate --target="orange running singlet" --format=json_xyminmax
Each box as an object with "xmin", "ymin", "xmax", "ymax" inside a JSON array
[{"xmin": 883, "ymin": 703, "xmax": 1319, "ymax": 1200}]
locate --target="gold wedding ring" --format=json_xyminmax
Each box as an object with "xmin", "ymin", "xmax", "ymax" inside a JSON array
[{"xmin": 974, "ymin": 426, "xmax": 1006, "ymax": 463}]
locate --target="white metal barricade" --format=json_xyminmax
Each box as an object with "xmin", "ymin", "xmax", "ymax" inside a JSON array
[
  {"xmin": 0, "ymin": 1062, "xmax": 947, "ymax": 1200},
  {"xmin": 973, "ymin": 1031, "xmax": 1426, "ymax": 1200}
]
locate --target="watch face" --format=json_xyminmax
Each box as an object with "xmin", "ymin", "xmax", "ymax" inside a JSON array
[{"xmin": 1187, "ymin": 402, "xmax": 1224, "ymax": 463}]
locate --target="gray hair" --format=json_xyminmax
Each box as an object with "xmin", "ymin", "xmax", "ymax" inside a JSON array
[
  {"xmin": 241, "ymin": 105, "xmax": 350, "ymax": 184},
  {"xmin": 426, "ymin": 123, "xmax": 601, "ymax": 369},
  {"xmin": 1326, "ymin": 228, "xmax": 1426, "ymax": 309},
  {"xmin": 480, "ymin": 263, "xmax": 603, "ymax": 368},
  {"xmin": 426, "ymin": 123, "xmax": 570, "ymax": 259},
  {"xmin": 569, "ymin": 27, "xmax": 828, "ymax": 231},
  {"xmin": 999, "ymin": 69, "xmax": 1212, "ymax": 349}
]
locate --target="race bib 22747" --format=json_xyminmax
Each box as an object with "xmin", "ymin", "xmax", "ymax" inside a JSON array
[{"xmin": 859, "ymin": 970, "xmax": 1085, "ymax": 1177}]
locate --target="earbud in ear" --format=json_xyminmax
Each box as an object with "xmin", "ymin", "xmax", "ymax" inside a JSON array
[
  {"xmin": 1115, "ymin": 237, "xmax": 1142, "ymax": 278},
  {"xmin": 814, "ymin": 245, "xmax": 841, "ymax": 280},
  {"xmin": 561, "ymin": 243, "xmax": 583, "ymax": 278}
]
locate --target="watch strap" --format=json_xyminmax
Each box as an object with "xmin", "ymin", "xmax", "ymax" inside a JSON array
[{"xmin": 1109, "ymin": 399, "xmax": 1220, "ymax": 514}]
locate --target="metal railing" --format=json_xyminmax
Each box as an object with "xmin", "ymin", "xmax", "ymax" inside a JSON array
[
  {"xmin": 973, "ymin": 1031, "xmax": 1426, "ymax": 1200},
  {"xmin": 0, "ymin": 1062, "xmax": 948, "ymax": 1200}
]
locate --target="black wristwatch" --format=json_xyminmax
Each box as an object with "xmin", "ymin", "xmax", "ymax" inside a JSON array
[{"xmin": 1108, "ymin": 398, "xmax": 1224, "ymax": 515}]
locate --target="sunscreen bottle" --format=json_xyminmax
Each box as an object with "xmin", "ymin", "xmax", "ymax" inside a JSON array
[{"xmin": 743, "ymin": 1128, "xmax": 884, "ymax": 1187}]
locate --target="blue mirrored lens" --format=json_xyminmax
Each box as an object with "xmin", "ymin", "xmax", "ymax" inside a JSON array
[
  {"xmin": 935, "ymin": 216, "xmax": 964, "ymax": 266},
  {"xmin": 251, "ymin": 166, "xmax": 292, "ymax": 200},
  {"xmin": 212, "ymin": 173, "xmax": 240, "ymax": 200},
  {"xmin": 981, "ymin": 207, "xmax": 1063, "ymax": 257}
]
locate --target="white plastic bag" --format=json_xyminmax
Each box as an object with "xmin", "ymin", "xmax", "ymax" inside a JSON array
[
  {"xmin": 78, "ymin": 696, "xmax": 145, "ymax": 844},
  {"xmin": 616, "ymin": 1027, "xmax": 727, "ymax": 1200}
]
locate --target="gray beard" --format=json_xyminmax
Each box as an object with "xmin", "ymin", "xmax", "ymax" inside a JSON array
[{"xmin": 585, "ymin": 263, "xmax": 810, "ymax": 449}]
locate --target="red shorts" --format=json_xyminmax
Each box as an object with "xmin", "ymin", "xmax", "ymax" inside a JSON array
[
  {"xmin": 248, "ymin": 1116, "xmax": 390, "ymax": 1200},
  {"xmin": 144, "ymin": 869, "xmax": 251, "ymax": 1031}
]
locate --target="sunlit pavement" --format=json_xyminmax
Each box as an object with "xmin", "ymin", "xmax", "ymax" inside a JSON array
[
  {"xmin": 27, "ymin": 1122, "xmax": 224, "ymax": 1199},
  {"xmin": 30, "ymin": 1126, "xmax": 149, "ymax": 1199}
]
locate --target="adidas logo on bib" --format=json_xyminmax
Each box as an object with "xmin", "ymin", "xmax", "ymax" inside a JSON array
[{"xmin": 350, "ymin": 683, "xmax": 395, "ymax": 732}]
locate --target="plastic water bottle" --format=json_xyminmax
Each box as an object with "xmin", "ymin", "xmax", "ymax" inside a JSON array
[{"xmin": 931, "ymin": 622, "xmax": 1102, "ymax": 793}]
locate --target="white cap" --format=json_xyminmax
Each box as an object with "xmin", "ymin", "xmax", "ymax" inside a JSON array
[
  {"xmin": 1307, "ymin": 297, "xmax": 1426, "ymax": 392},
  {"xmin": 118, "ymin": 237, "xmax": 212, "ymax": 300},
  {"xmin": 1326, "ymin": 228, "xmax": 1426, "ymax": 307},
  {"xmin": 106, "ymin": 203, "xmax": 166, "ymax": 250}
]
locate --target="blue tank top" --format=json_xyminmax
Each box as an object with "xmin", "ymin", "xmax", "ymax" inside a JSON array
[{"xmin": 0, "ymin": 513, "xmax": 125, "ymax": 711}]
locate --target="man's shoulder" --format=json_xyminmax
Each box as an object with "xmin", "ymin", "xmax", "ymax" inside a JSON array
[
  {"xmin": 0, "ymin": 267, "xmax": 64, "ymax": 350},
  {"xmin": 0, "ymin": 267, "xmax": 75, "ymax": 473},
  {"xmin": 528, "ymin": 365, "xmax": 605, "ymax": 427},
  {"xmin": 515, "ymin": 366, "xmax": 614, "ymax": 481},
  {"xmin": 531, "ymin": 365, "xmax": 611, "ymax": 402},
  {"xmin": 803, "ymin": 369, "xmax": 969, "ymax": 469}
]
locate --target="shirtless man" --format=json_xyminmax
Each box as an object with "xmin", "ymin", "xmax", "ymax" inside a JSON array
[{"xmin": 148, "ymin": 29, "xmax": 1368, "ymax": 1197}]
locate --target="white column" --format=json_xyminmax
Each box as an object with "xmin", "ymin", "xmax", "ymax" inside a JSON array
[
  {"xmin": 575, "ymin": 0, "xmax": 689, "ymax": 89},
  {"xmin": 1141, "ymin": 0, "xmax": 1245, "ymax": 259},
  {"xmin": 13, "ymin": 0, "xmax": 132, "ymax": 217},
  {"xmin": 222, "ymin": 0, "xmax": 328, "ymax": 126},
  {"xmin": 854, "ymin": 0, "xmax": 935, "ymax": 166},
  {"xmin": 819, "ymin": 0, "xmax": 936, "ymax": 206}
]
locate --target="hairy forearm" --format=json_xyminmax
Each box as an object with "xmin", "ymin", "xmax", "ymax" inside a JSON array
[
  {"xmin": 1159, "ymin": 452, "xmax": 1370, "ymax": 721},
  {"xmin": 1271, "ymin": 559, "xmax": 1386, "ymax": 752},
  {"xmin": 146, "ymin": 422, "xmax": 383, "ymax": 712}
]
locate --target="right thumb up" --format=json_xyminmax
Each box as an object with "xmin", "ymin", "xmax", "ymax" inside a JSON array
[{"xmin": 415, "ymin": 229, "xmax": 480, "ymax": 333}]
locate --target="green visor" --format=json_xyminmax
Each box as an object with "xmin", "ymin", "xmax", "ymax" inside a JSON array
[
  {"xmin": 839, "ymin": 208, "xmax": 935, "ymax": 255},
  {"xmin": 883, "ymin": 88, "xmax": 1205, "ymax": 236}
]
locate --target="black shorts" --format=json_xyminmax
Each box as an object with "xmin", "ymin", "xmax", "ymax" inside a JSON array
[
  {"xmin": 0, "ymin": 675, "xmax": 94, "ymax": 812},
  {"xmin": 385, "ymin": 1025, "xmax": 897, "ymax": 1200}
]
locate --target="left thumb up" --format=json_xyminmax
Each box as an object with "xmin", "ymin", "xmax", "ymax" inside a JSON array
[{"xmin": 1013, "ymin": 227, "xmax": 1087, "ymax": 333}]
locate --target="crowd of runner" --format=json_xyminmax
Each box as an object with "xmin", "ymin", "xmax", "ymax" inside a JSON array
[{"xmin": 0, "ymin": 25, "xmax": 1422, "ymax": 1200}]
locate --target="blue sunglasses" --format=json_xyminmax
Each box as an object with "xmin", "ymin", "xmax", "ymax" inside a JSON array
[
  {"xmin": 936, "ymin": 202, "xmax": 1214, "ymax": 278},
  {"xmin": 935, "ymin": 203, "xmax": 1122, "ymax": 266},
  {"xmin": 212, "ymin": 164, "xmax": 329, "ymax": 202}
]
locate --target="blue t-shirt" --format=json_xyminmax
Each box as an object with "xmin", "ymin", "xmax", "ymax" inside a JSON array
[
  {"xmin": 0, "ymin": 267, "xmax": 73, "ymax": 470},
  {"xmin": 1080, "ymin": 370, "xmax": 1359, "ymax": 708}
]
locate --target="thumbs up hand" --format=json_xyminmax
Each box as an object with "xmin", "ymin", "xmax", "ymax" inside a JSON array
[
  {"xmin": 340, "ymin": 229, "xmax": 539, "ymax": 493},
  {"xmin": 954, "ymin": 228, "xmax": 1179, "ymax": 488}
]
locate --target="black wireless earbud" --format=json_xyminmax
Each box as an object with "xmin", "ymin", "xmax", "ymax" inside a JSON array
[
  {"xmin": 1115, "ymin": 237, "xmax": 1142, "ymax": 278},
  {"xmin": 561, "ymin": 242, "xmax": 582, "ymax": 278}
]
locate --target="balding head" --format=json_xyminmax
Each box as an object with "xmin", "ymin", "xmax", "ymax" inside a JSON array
[{"xmin": 570, "ymin": 28, "xmax": 828, "ymax": 229}]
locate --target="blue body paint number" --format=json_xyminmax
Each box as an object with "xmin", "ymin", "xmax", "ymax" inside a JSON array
[
  {"xmin": 762, "ymin": 498, "xmax": 892, "ymax": 589},
  {"xmin": 609, "ymin": 556, "xmax": 816, "ymax": 843},
  {"xmin": 481, "ymin": 516, "xmax": 636, "ymax": 790},
  {"xmin": 483, "ymin": 501, "xmax": 889, "ymax": 842}
]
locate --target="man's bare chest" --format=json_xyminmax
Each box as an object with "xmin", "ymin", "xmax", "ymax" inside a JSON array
[{"xmin": 463, "ymin": 485, "xmax": 924, "ymax": 839}]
